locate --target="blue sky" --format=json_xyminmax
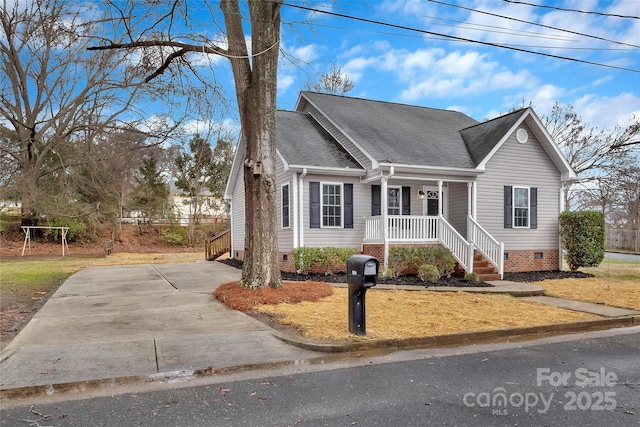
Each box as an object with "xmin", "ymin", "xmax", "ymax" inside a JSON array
[{"xmin": 269, "ymin": 0, "xmax": 639, "ymax": 129}]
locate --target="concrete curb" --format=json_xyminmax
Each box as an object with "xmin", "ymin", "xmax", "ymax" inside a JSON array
[
  {"xmin": 272, "ymin": 315, "xmax": 640, "ymax": 353},
  {"xmin": 1, "ymin": 316, "xmax": 637, "ymax": 401}
]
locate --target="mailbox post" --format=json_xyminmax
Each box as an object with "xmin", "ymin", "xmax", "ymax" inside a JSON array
[{"xmin": 346, "ymin": 255, "xmax": 379, "ymax": 335}]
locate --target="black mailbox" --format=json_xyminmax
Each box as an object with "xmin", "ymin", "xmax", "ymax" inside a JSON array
[
  {"xmin": 347, "ymin": 255, "xmax": 379, "ymax": 288},
  {"xmin": 346, "ymin": 255, "xmax": 379, "ymax": 335}
]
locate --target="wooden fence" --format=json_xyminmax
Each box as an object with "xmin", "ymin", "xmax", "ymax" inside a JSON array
[{"xmin": 606, "ymin": 229, "xmax": 639, "ymax": 252}]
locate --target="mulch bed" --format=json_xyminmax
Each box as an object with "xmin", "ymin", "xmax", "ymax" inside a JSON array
[{"xmin": 220, "ymin": 259, "xmax": 594, "ymax": 287}]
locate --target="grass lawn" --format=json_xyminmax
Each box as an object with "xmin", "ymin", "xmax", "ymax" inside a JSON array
[{"xmin": 537, "ymin": 259, "xmax": 640, "ymax": 310}]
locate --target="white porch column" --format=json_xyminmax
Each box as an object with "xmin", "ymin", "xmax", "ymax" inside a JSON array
[
  {"xmin": 467, "ymin": 182, "xmax": 473, "ymax": 218},
  {"xmin": 298, "ymin": 169, "xmax": 307, "ymax": 248},
  {"xmin": 472, "ymin": 181, "xmax": 477, "ymax": 218},
  {"xmin": 437, "ymin": 180, "xmax": 443, "ymax": 217},
  {"xmin": 382, "ymin": 177, "xmax": 389, "ymax": 269},
  {"xmin": 292, "ymin": 173, "xmax": 298, "ymax": 249}
]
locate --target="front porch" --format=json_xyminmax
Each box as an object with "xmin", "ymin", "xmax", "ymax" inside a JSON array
[{"xmin": 363, "ymin": 215, "xmax": 504, "ymax": 279}]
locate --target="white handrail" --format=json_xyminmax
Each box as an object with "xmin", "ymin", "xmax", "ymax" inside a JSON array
[
  {"xmin": 468, "ymin": 216, "xmax": 504, "ymax": 277},
  {"xmin": 438, "ymin": 217, "xmax": 472, "ymax": 273}
]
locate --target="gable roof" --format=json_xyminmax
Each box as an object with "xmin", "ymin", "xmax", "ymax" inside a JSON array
[
  {"xmin": 276, "ymin": 110, "xmax": 362, "ymax": 170},
  {"xmin": 299, "ymin": 92, "xmax": 480, "ymax": 168},
  {"xmin": 460, "ymin": 108, "xmax": 528, "ymax": 165}
]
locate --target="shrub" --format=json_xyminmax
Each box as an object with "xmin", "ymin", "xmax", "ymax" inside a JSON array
[
  {"xmin": 407, "ymin": 246, "xmax": 456, "ymax": 278},
  {"xmin": 43, "ymin": 218, "xmax": 87, "ymax": 242},
  {"xmin": 464, "ymin": 272, "xmax": 479, "ymax": 283},
  {"xmin": 161, "ymin": 226, "xmax": 189, "ymax": 246},
  {"xmin": 418, "ymin": 264, "xmax": 440, "ymax": 282},
  {"xmin": 388, "ymin": 246, "xmax": 413, "ymax": 277},
  {"xmin": 292, "ymin": 247, "xmax": 359, "ymax": 274},
  {"xmin": 559, "ymin": 210, "xmax": 605, "ymax": 271}
]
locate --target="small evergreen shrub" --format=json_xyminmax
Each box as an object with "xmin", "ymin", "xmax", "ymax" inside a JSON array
[
  {"xmin": 559, "ymin": 210, "xmax": 605, "ymax": 271},
  {"xmin": 418, "ymin": 264, "xmax": 440, "ymax": 282},
  {"xmin": 292, "ymin": 246, "xmax": 359, "ymax": 274},
  {"xmin": 388, "ymin": 246, "xmax": 412, "ymax": 277},
  {"xmin": 161, "ymin": 226, "xmax": 189, "ymax": 246},
  {"xmin": 43, "ymin": 218, "xmax": 87, "ymax": 242},
  {"xmin": 464, "ymin": 272, "xmax": 479, "ymax": 283}
]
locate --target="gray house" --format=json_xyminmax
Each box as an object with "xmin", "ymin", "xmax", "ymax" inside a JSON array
[{"xmin": 225, "ymin": 92, "xmax": 576, "ymax": 279}]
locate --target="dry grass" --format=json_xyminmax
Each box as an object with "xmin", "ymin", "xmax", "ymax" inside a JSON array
[
  {"xmin": 219, "ymin": 287, "xmax": 599, "ymax": 341},
  {"xmin": 538, "ymin": 278, "xmax": 640, "ymax": 310}
]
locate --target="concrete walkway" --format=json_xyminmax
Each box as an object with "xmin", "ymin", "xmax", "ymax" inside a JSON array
[{"xmin": 1, "ymin": 262, "xmax": 637, "ymax": 395}]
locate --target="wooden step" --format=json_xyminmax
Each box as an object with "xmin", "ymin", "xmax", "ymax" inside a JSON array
[{"xmin": 477, "ymin": 273, "xmax": 502, "ymax": 281}]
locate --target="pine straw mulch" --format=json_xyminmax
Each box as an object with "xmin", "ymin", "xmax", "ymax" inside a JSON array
[
  {"xmin": 213, "ymin": 281, "xmax": 334, "ymax": 311},
  {"xmin": 214, "ymin": 281, "xmax": 600, "ymax": 341},
  {"xmin": 537, "ymin": 278, "xmax": 640, "ymax": 311}
]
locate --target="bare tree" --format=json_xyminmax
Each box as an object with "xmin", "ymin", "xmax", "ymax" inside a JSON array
[
  {"xmin": 304, "ymin": 64, "xmax": 355, "ymax": 95},
  {"xmin": 0, "ymin": 0, "xmax": 174, "ymax": 221},
  {"xmin": 90, "ymin": 0, "xmax": 283, "ymax": 289},
  {"xmin": 540, "ymin": 102, "xmax": 640, "ymax": 208}
]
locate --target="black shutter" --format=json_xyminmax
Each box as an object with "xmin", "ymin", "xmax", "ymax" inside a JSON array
[
  {"xmin": 344, "ymin": 184, "xmax": 353, "ymax": 229},
  {"xmin": 371, "ymin": 185, "xmax": 381, "ymax": 216},
  {"xmin": 504, "ymin": 186, "xmax": 512, "ymax": 229},
  {"xmin": 530, "ymin": 187, "xmax": 537, "ymax": 229},
  {"xmin": 402, "ymin": 186, "xmax": 411, "ymax": 215},
  {"xmin": 310, "ymin": 182, "xmax": 320, "ymax": 228}
]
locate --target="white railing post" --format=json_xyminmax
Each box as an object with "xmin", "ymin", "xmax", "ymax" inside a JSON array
[{"xmin": 468, "ymin": 241, "xmax": 474, "ymax": 274}]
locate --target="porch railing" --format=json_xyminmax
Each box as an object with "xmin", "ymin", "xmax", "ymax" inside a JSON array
[
  {"xmin": 439, "ymin": 218, "xmax": 473, "ymax": 273},
  {"xmin": 468, "ymin": 217, "xmax": 504, "ymax": 276},
  {"xmin": 364, "ymin": 215, "xmax": 440, "ymax": 242}
]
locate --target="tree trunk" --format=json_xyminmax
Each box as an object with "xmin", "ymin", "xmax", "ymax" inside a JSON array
[{"xmin": 222, "ymin": 0, "xmax": 282, "ymax": 289}]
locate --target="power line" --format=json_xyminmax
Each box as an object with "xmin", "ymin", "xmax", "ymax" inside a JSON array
[
  {"xmin": 428, "ymin": 0, "xmax": 640, "ymax": 49},
  {"xmin": 278, "ymin": 2, "xmax": 640, "ymax": 73},
  {"xmin": 502, "ymin": 0, "xmax": 640, "ymax": 19}
]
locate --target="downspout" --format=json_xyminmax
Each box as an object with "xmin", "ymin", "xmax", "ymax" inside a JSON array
[
  {"xmin": 382, "ymin": 167, "xmax": 394, "ymax": 271},
  {"xmin": 292, "ymin": 173, "xmax": 298, "ymax": 249},
  {"xmin": 559, "ymin": 183, "xmax": 566, "ymax": 271},
  {"xmin": 228, "ymin": 201, "xmax": 234, "ymax": 259},
  {"xmin": 298, "ymin": 168, "xmax": 307, "ymax": 248}
]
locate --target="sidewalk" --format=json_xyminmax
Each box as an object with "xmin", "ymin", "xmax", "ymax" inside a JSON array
[{"xmin": 1, "ymin": 262, "xmax": 638, "ymax": 397}]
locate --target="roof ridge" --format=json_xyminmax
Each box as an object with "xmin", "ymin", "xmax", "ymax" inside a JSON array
[
  {"xmin": 302, "ymin": 91, "xmax": 466, "ymax": 115},
  {"xmin": 461, "ymin": 108, "xmax": 529, "ymax": 131}
]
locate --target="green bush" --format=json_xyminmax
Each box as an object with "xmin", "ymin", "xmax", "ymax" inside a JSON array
[
  {"xmin": 464, "ymin": 272, "xmax": 479, "ymax": 283},
  {"xmin": 388, "ymin": 246, "xmax": 413, "ymax": 277},
  {"xmin": 161, "ymin": 226, "xmax": 189, "ymax": 246},
  {"xmin": 406, "ymin": 246, "xmax": 456, "ymax": 278},
  {"xmin": 292, "ymin": 246, "xmax": 359, "ymax": 274},
  {"xmin": 418, "ymin": 264, "xmax": 440, "ymax": 282},
  {"xmin": 559, "ymin": 210, "xmax": 605, "ymax": 271},
  {"xmin": 43, "ymin": 218, "xmax": 87, "ymax": 242}
]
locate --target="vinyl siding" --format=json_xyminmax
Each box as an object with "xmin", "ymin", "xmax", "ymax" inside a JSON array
[
  {"xmin": 301, "ymin": 174, "xmax": 366, "ymax": 249},
  {"xmin": 276, "ymin": 155, "xmax": 294, "ymax": 252},
  {"xmin": 476, "ymin": 124, "xmax": 561, "ymax": 250},
  {"xmin": 448, "ymin": 182, "xmax": 468, "ymax": 237},
  {"xmin": 231, "ymin": 166, "xmax": 245, "ymax": 256},
  {"xmin": 302, "ymin": 104, "xmax": 372, "ymax": 170}
]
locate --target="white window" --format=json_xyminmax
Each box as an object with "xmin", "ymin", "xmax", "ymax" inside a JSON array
[
  {"xmin": 281, "ymin": 183, "xmax": 290, "ymax": 228},
  {"xmin": 387, "ymin": 186, "xmax": 401, "ymax": 215},
  {"xmin": 513, "ymin": 187, "xmax": 529, "ymax": 228},
  {"xmin": 322, "ymin": 183, "xmax": 342, "ymax": 227}
]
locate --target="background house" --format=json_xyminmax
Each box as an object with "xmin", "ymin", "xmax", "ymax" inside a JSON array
[
  {"xmin": 225, "ymin": 92, "xmax": 576, "ymax": 278},
  {"xmin": 170, "ymin": 182, "xmax": 227, "ymax": 225}
]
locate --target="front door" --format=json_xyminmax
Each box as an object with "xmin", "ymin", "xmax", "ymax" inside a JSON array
[{"xmin": 422, "ymin": 186, "xmax": 448, "ymax": 218}]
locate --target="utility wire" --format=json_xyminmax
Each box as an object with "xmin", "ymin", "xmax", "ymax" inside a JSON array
[
  {"xmin": 429, "ymin": 0, "xmax": 640, "ymax": 49},
  {"xmin": 278, "ymin": 2, "xmax": 639, "ymax": 73},
  {"xmin": 502, "ymin": 0, "xmax": 640, "ymax": 19}
]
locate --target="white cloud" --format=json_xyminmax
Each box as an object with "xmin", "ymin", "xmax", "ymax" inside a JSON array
[{"xmin": 574, "ymin": 92, "xmax": 640, "ymax": 128}]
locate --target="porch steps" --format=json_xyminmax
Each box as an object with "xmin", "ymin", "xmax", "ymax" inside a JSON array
[{"xmin": 473, "ymin": 252, "xmax": 501, "ymax": 281}]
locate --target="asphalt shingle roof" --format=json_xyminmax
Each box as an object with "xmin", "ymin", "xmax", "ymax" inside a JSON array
[
  {"xmin": 301, "ymin": 92, "xmax": 481, "ymax": 168},
  {"xmin": 276, "ymin": 110, "xmax": 362, "ymax": 170},
  {"xmin": 460, "ymin": 108, "xmax": 528, "ymax": 164}
]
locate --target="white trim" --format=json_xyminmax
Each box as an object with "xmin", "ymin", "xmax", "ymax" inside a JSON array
[
  {"xmin": 512, "ymin": 186, "xmax": 531, "ymax": 229},
  {"xmin": 387, "ymin": 185, "xmax": 402, "ymax": 215},
  {"xmin": 281, "ymin": 182, "xmax": 291, "ymax": 229},
  {"xmin": 320, "ymin": 181, "xmax": 344, "ymax": 229},
  {"xmin": 292, "ymin": 174, "xmax": 298, "ymax": 248},
  {"xmin": 296, "ymin": 93, "xmax": 379, "ymax": 169}
]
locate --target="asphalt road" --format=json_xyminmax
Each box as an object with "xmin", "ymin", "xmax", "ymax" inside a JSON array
[
  {"xmin": 2, "ymin": 327, "xmax": 639, "ymax": 427},
  {"xmin": 605, "ymin": 251, "xmax": 640, "ymax": 262}
]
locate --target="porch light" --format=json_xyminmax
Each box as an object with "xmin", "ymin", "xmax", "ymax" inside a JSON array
[{"xmin": 418, "ymin": 190, "xmax": 426, "ymax": 200}]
